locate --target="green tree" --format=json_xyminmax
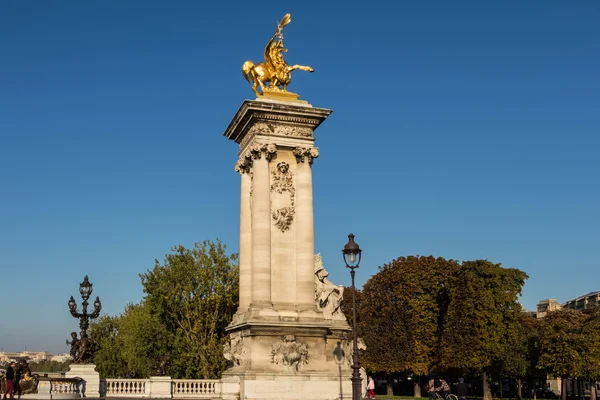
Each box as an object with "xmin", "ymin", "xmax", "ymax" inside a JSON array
[
  {"xmin": 538, "ymin": 309, "xmax": 586, "ymax": 400},
  {"xmin": 90, "ymin": 314, "xmax": 128, "ymax": 378},
  {"xmin": 140, "ymin": 240, "xmax": 239, "ymax": 379},
  {"xmin": 439, "ymin": 260, "xmax": 528, "ymax": 400},
  {"xmin": 28, "ymin": 360, "xmax": 72, "ymax": 373},
  {"xmin": 357, "ymin": 256, "xmax": 459, "ymax": 397},
  {"xmin": 91, "ymin": 303, "xmax": 172, "ymax": 378},
  {"xmin": 118, "ymin": 301, "xmax": 172, "ymax": 377},
  {"xmin": 581, "ymin": 306, "xmax": 600, "ymax": 400},
  {"xmin": 341, "ymin": 286, "xmax": 362, "ymax": 330},
  {"xmin": 493, "ymin": 313, "xmax": 541, "ymax": 398}
]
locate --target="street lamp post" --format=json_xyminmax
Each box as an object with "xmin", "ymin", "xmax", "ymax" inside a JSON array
[
  {"xmin": 343, "ymin": 233, "xmax": 362, "ymax": 400},
  {"xmin": 68, "ymin": 275, "xmax": 102, "ymax": 336}
]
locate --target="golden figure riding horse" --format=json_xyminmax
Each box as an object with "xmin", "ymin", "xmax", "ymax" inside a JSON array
[{"xmin": 242, "ymin": 14, "xmax": 313, "ymax": 97}]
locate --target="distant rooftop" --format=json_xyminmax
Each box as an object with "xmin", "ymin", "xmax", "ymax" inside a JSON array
[{"xmin": 562, "ymin": 290, "xmax": 600, "ymax": 307}]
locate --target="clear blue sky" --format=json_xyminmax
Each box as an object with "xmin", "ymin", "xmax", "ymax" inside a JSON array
[{"xmin": 1, "ymin": 1, "xmax": 598, "ymax": 354}]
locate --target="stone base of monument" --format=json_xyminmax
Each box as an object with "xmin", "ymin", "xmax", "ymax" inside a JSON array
[
  {"xmin": 223, "ymin": 319, "xmax": 354, "ymax": 400},
  {"xmin": 66, "ymin": 364, "xmax": 100, "ymax": 398},
  {"xmin": 223, "ymin": 371, "xmax": 352, "ymax": 400}
]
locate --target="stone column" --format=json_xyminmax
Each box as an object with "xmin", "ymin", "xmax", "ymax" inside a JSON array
[
  {"xmin": 235, "ymin": 156, "xmax": 252, "ymax": 312},
  {"xmin": 250, "ymin": 144, "xmax": 276, "ymax": 308},
  {"xmin": 293, "ymin": 147, "xmax": 320, "ymax": 311}
]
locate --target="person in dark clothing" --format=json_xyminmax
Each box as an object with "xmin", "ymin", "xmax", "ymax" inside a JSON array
[
  {"xmin": 3, "ymin": 361, "xmax": 15, "ymax": 399},
  {"xmin": 13, "ymin": 363, "xmax": 22, "ymax": 398},
  {"xmin": 427, "ymin": 378, "xmax": 437, "ymax": 400},
  {"xmin": 457, "ymin": 378, "xmax": 468, "ymax": 400}
]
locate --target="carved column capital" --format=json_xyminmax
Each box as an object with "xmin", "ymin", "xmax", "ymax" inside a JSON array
[
  {"xmin": 249, "ymin": 143, "xmax": 277, "ymax": 161},
  {"xmin": 235, "ymin": 155, "xmax": 252, "ymax": 174},
  {"xmin": 293, "ymin": 147, "xmax": 320, "ymax": 164}
]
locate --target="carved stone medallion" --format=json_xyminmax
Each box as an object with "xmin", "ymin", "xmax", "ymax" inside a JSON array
[{"xmin": 270, "ymin": 162, "xmax": 295, "ymax": 232}]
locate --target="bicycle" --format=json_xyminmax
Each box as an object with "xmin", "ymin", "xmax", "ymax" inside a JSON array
[{"xmin": 434, "ymin": 391, "xmax": 458, "ymax": 400}]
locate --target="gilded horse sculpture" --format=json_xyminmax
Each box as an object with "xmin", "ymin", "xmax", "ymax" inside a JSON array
[{"xmin": 242, "ymin": 14, "xmax": 313, "ymax": 96}]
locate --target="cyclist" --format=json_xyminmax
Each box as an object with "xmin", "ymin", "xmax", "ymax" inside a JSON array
[{"xmin": 435, "ymin": 378, "xmax": 450, "ymax": 399}]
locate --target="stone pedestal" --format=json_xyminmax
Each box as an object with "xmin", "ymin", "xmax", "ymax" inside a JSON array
[
  {"xmin": 66, "ymin": 364, "xmax": 100, "ymax": 398},
  {"xmin": 223, "ymin": 99, "xmax": 353, "ymax": 400},
  {"xmin": 149, "ymin": 376, "xmax": 172, "ymax": 398}
]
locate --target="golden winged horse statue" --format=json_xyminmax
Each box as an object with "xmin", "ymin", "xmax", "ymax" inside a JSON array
[{"xmin": 242, "ymin": 14, "xmax": 314, "ymax": 97}]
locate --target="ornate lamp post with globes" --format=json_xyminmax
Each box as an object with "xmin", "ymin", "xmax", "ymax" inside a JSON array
[
  {"xmin": 68, "ymin": 275, "xmax": 102, "ymax": 338},
  {"xmin": 343, "ymin": 233, "xmax": 363, "ymax": 400}
]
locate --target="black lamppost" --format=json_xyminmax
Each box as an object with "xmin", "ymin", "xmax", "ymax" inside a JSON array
[
  {"xmin": 68, "ymin": 275, "xmax": 102, "ymax": 336},
  {"xmin": 343, "ymin": 233, "xmax": 362, "ymax": 400}
]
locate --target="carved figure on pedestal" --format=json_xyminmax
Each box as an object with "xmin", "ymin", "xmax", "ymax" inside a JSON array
[
  {"xmin": 156, "ymin": 355, "xmax": 171, "ymax": 376},
  {"xmin": 74, "ymin": 331, "xmax": 96, "ymax": 364},
  {"xmin": 223, "ymin": 336, "xmax": 245, "ymax": 369},
  {"xmin": 16, "ymin": 360, "xmax": 39, "ymax": 395},
  {"xmin": 314, "ymin": 254, "xmax": 345, "ymax": 320},
  {"xmin": 241, "ymin": 14, "xmax": 314, "ymax": 96},
  {"xmin": 270, "ymin": 335, "xmax": 309, "ymax": 372},
  {"xmin": 66, "ymin": 331, "xmax": 79, "ymax": 360},
  {"xmin": 343, "ymin": 336, "xmax": 367, "ymax": 390}
]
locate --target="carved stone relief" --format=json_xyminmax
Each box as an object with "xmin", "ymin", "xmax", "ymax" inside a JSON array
[
  {"xmin": 314, "ymin": 254, "xmax": 346, "ymax": 320},
  {"xmin": 270, "ymin": 162, "xmax": 295, "ymax": 232},
  {"xmin": 293, "ymin": 147, "xmax": 320, "ymax": 164},
  {"xmin": 343, "ymin": 337, "xmax": 366, "ymax": 368},
  {"xmin": 270, "ymin": 335, "xmax": 309, "ymax": 372},
  {"xmin": 223, "ymin": 336, "xmax": 245, "ymax": 369},
  {"xmin": 240, "ymin": 122, "xmax": 314, "ymax": 151},
  {"xmin": 273, "ymin": 125, "xmax": 313, "ymax": 138}
]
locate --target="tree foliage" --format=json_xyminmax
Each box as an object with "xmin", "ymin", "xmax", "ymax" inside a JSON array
[
  {"xmin": 341, "ymin": 286, "xmax": 362, "ymax": 329},
  {"xmin": 357, "ymin": 256, "xmax": 459, "ymax": 376},
  {"xmin": 28, "ymin": 360, "xmax": 72, "ymax": 373},
  {"xmin": 91, "ymin": 239, "xmax": 238, "ymax": 379},
  {"xmin": 581, "ymin": 306, "xmax": 600, "ymax": 400},
  {"xmin": 439, "ymin": 260, "xmax": 527, "ymax": 372},
  {"xmin": 90, "ymin": 314, "xmax": 128, "ymax": 378},
  {"xmin": 140, "ymin": 240, "xmax": 238, "ymax": 379},
  {"xmin": 439, "ymin": 260, "xmax": 527, "ymax": 400},
  {"xmin": 538, "ymin": 309, "xmax": 587, "ymax": 380}
]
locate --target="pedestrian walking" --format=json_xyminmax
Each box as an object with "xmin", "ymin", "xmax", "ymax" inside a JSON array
[
  {"xmin": 13, "ymin": 363, "xmax": 21, "ymax": 398},
  {"xmin": 3, "ymin": 361, "xmax": 15, "ymax": 399},
  {"xmin": 366, "ymin": 376, "xmax": 376, "ymax": 399}
]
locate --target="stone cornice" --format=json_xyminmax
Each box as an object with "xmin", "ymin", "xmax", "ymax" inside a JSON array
[{"xmin": 223, "ymin": 99, "xmax": 332, "ymax": 145}]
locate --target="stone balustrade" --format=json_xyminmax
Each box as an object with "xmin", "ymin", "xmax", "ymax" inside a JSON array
[
  {"xmin": 172, "ymin": 379, "xmax": 221, "ymax": 398},
  {"xmin": 31, "ymin": 376, "xmax": 83, "ymax": 399},
  {"xmin": 98, "ymin": 377, "xmax": 222, "ymax": 399},
  {"xmin": 102, "ymin": 378, "xmax": 149, "ymax": 397}
]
